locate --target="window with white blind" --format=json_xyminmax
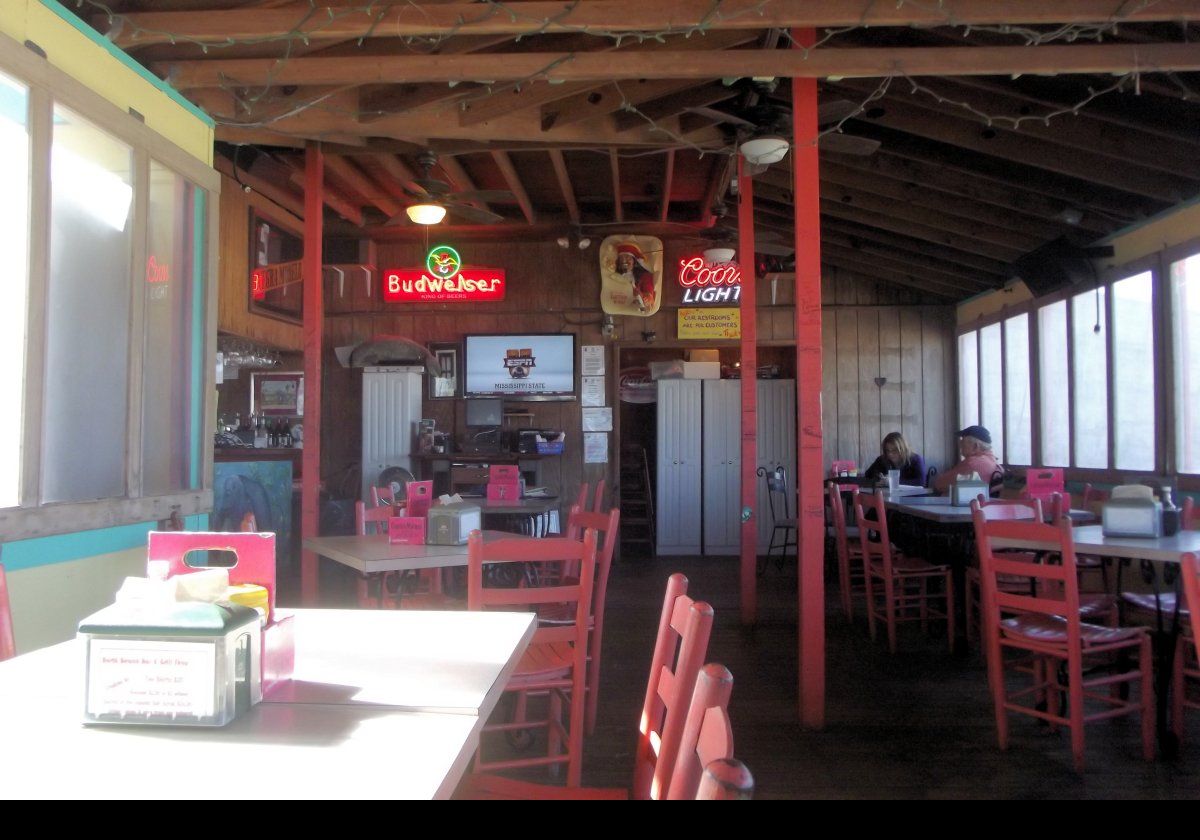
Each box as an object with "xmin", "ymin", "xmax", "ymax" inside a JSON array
[
  {"xmin": 1173, "ymin": 254, "xmax": 1200, "ymax": 474},
  {"xmin": 1004, "ymin": 314, "xmax": 1032, "ymax": 466}
]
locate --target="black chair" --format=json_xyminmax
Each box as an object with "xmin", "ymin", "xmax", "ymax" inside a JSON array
[
  {"xmin": 757, "ymin": 466, "xmax": 797, "ymax": 575},
  {"xmin": 925, "ymin": 466, "xmax": 938, "ymax": 489}
]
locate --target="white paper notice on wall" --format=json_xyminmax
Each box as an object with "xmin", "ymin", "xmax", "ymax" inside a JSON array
[
  {"xmin": 582, "ymin": 376, "xmax": 605, "ymax": 407},
  {"xmin": 581, "ymin": 344, "xmax": 606, "ymax": 376},
  {"xmin": 584, "ymin": 433, "xmax": 608, "ymax": 463},
  {"xmin": 582, "ymin": 406, "xmax": 612, "ymax": 432}
]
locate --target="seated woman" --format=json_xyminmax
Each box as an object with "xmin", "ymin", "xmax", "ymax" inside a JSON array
[
  {"xmin": 931, "ymin": 425, "xmax": 1001, "ymax": 494},
  {"xmin": 863, "ymin": 431, "xmax": 926, "ymax": 486}
]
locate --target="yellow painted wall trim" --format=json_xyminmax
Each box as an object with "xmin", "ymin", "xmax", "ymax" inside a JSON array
[{"xmin": 0, "ymin": 0, "xmax": 212, "ymax": 164}]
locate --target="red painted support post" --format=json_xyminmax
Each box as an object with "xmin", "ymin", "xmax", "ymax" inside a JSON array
[
  {"xmin": 738, "ymin": 155, "xmax": 759, "ymax": 625},
  {"xmin": 792, "ymin": 28, "xmax": 826, "ymax": 728},
  {"xmin": 300, "ymin": 143, "xmax": 324, "ymax": 605}
]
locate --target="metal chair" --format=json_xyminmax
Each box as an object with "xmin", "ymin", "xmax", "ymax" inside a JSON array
[{"xmin": 757, "ymin": 466, "xmax": 797, "ymax": 575}]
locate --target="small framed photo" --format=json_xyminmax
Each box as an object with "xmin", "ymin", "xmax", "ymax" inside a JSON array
[
  {"xmin": 429, "ymin": 343, "xmax": 460, "ymax": 400},
  {"xmin": 251, "ymin": 371, "xmax": 304, "ymax": 416}
]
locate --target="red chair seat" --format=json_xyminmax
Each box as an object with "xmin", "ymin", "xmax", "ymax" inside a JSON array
[
  {"xmin": 875, "ymin": 554, "xmax": 949, "ymax": 576},
  {"xmin": 1000, "ymin": 613, "xmax": 1146, "ymax": 647},
  {"xmin": 1079, "ymin": 593, "xmax": 1119, "ymax": 622},
  {"xmin": 1122, "ymin": 590, "xmax": 1189, "ymax": 618},
  {"xmin": 510, "ymin": 640, "xmax": 575, "ymax": 680}
]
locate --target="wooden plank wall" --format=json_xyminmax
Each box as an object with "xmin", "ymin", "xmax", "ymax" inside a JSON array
[
  {"xmin": 217, "ymin": 173, "xmax": 304, "ymax": 351},
  {"xmin": 819, "ymin": 267, "xmax": 957, "ymax": 475}
]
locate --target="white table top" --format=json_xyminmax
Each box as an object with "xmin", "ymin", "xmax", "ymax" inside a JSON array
[
  {"xmin": 859, "ymin": 485, "xmax": 931, "ymax": 498},
  {"xmin": 265, "ymin": 608, "xmax": 536, "ymax": 713},
  {"xmin": 885, "ymin": 496, "xmax": 975, "ymax": 523},
  {"xmin": 303, "ymin": 529, "xmax": 523, "ymax": 574},
  {"xmin": 992, "ymin": 524, "xmax": 1200, "ymax": 563},
  {"xmin": 0, "ymin": 608, "xmax": 535, "ymax": 799}
]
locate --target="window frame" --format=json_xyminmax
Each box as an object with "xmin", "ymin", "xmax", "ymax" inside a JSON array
[{"xmin": 0, "ymin": 34, "xmax": 220, "ymax": 541}]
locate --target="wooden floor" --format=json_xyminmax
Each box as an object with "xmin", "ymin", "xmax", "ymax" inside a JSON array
[{"xmin": 288, "ymin": 549, "xmax": 1200, "ymax": 799}]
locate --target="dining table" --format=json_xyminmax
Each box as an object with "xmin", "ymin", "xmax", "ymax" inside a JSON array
[
  {"xmin": 0, "ymin": 608, "xmax": 536, "ymax": 799},
  {"xmin": 989, "ymin": 524, "xmax": 1200, "ymax": 759}
]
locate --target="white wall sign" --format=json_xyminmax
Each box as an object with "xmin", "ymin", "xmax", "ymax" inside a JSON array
[
  {"xmin": 582, "ymin": 376, "xmax": 605, "ymax": 407},
  {"xmin": 582, "ymin": 407, "xmax": 613, "ymax": 432},
  {"xmin": 581, "ymin": 344, "xmax": 606, "ymax": 376},
  {"xmin": 584, "ymin": 433, "xmax": 608, "ymax": 464}
]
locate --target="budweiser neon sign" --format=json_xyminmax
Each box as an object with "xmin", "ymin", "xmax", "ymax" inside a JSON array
[
  {"xmin": 677, "ymin": 256, "xmax": 742, "ymax": 304},
  {"xmin": 252, "ymin": 259, "xmax": 303, "ymax": 301},
  {"xmin": 383, "ymin": 245, "xmax": 506, "ymax": 303}
]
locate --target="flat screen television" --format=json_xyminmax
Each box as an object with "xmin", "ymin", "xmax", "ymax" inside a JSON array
[{"xmin": 463, "ymin": 333, "xmax": 577, "ymax": 400}]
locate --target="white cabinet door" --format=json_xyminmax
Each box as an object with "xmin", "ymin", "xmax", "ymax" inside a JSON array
[
  {"xmin": 361, "ymin": 367, "xmax": 423, "ymax": 501},
  {"xmin": 703, "ymin": 380, "xmax": 741, "ymax": 555},
  {"xmin": 756, "ymin": 380, "xmax": 796, "ymax": 552},
  {"xmin": 656, "ymin": 380, "xmax": 702, "ymax": 555}
]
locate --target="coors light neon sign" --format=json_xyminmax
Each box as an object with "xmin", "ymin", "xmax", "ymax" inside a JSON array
[{"xmin": 677, "ymin": 256, "xmax": 742, "ymax": 304}]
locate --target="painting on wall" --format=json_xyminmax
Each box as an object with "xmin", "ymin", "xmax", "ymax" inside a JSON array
[
  {"xmin": 599, "ymin": 235, "xmax": 663, "ymax": 317},
  {"xmin": 213, "ymin": 460, "xmax": 293, "ymax": 559}
]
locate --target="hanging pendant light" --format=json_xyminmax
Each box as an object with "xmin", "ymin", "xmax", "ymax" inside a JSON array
[{"xmin": 406, "ymin": 203, "xmax": 447, "ymax": 225}]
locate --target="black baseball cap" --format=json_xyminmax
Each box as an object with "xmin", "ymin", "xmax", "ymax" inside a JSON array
[{"xmin": 957, "ymin": 425, "xmax": 992, "ymax": 444}]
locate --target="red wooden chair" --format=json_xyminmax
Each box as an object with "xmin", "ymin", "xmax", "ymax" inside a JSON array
[
  {"xmin": 1173, "ymin": 552, "xmax": 1200, "ymax": 745},
  {"xmin": 0, "ymin": 564, "xmax": 16, "ymax": 662},
  {"xmin": 829, "ymin": 459, "xmax": 857, "ymax": 478},
  {"xmin": 974, "ymin": 509, "xmax": 1154, "ymax": 772},
  {"xmin": 966, "ymin": 497, "xmax": 1043, "ymax": 643},
  {"xmin": 667, "ymin": 663, "xmax": 738, "ymax": 799},
  {"xmin": 353, "ymin": 501, "xmax": 451, "ymax": 609},
  {"xmin": 1183, "ymin": 496, "xmax": 1200, "ymax": 531},
  {"xmin": 460, "ymin": 572, "xmax": 714, "ymax": 800},
  {"xmin": 827, "ymin": 481, "xmax": 863, "ymax": 619},
  {"xmin": 1049, "ymin": 492, "xmax": 1110, "ymax": 593},
  {"xmin": 592, "ymin": 478, "xmax": 607, "ymax": 513},
  {"xmin": 854, "ymin": 490, "xmax": 954, "ymax": 653},
  {"xmin": 1022, "ymin": 467, "xmax": 1064, "ymax": 509},
  {"xmin": 468, "ymin": 529, "xmax": 597, "ymax": 787},
  {"xmin": 696, "ymin": 759, "xmax": 755, "ymax": 800},
  {"xmin": 573, "ymin": 481, "xmax": 591, "ymax": 515}
]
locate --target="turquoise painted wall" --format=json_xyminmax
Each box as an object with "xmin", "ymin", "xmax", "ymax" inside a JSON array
[{"xmin": 2, "ymin": 515, "xmax": 209, "ymax": 571}]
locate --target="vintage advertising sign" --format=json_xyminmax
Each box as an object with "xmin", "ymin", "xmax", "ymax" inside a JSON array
[
  {"xmin": 678, "ymin": 307, "xmax": 741, "ymax": 339},
  {"xmin": 251, "ymin": 259, "xmax": 303, "ymax": 301},
  {"xmin": 600, "ymin": 235, "xmax": 663, "ymax": 317},
  {"xmin": 618, "ymin": 366, "xmax": 656, "ymax": 404},
  {"xmin": 677, "ymin": 256, "xmax": 742, "ymax": 305},
  {"xmin": 382, "ymin": 245, "xmax": 506, "ymax": 302}
]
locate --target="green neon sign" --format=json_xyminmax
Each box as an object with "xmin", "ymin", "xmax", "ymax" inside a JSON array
[{"xmin": 427, "ymin": 245, "xmax": 462, "ymax": 280}]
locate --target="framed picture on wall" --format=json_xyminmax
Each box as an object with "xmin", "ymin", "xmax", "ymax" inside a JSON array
[
  {"xmin": 252, "ymin": 371, "xmax": 304, "ymax": 416},
  {"xmin": 428, "ymin": 343, "xmax": 460, "ymax": 399},
  {"xmin": 248, "ymin": 208, "xmax": 304, "ymax": 324}
]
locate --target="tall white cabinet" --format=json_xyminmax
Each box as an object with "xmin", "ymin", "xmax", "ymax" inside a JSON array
[
  {"xmin": 656, "ymin": 378, "xmax": 796, "ymax": 556},
  {"xmin": 655, "ymin": 380, "xmax": 703, "ymax": 555},
  {"xmin": 361, "ymin": 366, "xmax": 424, "ymax": 502}
]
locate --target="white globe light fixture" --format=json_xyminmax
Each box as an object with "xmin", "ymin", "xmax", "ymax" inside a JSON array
[
  {"xmin": 739, "ymin": 135, "xmax": 790, "ymax": 166},
  {"xmin": 406, "ymin": 203, "xmax": 447, "ymax": 225}
]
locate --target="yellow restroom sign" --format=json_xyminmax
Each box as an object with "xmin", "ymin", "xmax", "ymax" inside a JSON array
[{"xmin": 678, "ymin": 308, "xmax": 741, "ymax": 339}]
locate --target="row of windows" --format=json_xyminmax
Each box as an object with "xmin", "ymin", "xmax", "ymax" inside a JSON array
[{"xmin": 959, "ymin": 255, "xmax": 1200, "ymax": 475}]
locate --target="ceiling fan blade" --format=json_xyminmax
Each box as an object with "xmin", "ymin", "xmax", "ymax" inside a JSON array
[
  {"xmin": 817, "ymin": 98, "xmax": 860, "ymax": 125},
  {"xmin": 445, "ymin": 203, "xmax": 505, "ymax": 224},
  {"xmin": 755, "ymin": 241, "xmax": 795, "ymax": 257},
  {"xmin": 413, "ymin": 176, "xmax": 453, "ymax": 195},
  {"xmin": 819, "ymin": 134, "xmax": 881, "ymax": 156},
  {"xmin": 446, "ymin": 189, "xmax": 515, "ymax": 203},
  {"xmin": 381, "ymin": 212, "xmax": 414, "ymax": 227},
  {"xmin": 684, "ymin": 106, "xmax": 757, "ymax": 128}
]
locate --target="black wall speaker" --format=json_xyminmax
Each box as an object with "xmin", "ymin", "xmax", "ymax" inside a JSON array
[{"xmin": 1009, "ymin": 236, "xmax": 1114, "ymax": 299}]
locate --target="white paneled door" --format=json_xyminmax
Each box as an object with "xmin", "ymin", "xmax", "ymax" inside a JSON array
[
  {"xmin": 656, "ymin": 380, "xmax": 702, "ymax": 555},
  {"xmin": 361, "ymin": 366, "xmax": 423, "ymax": 502},
  {"xmin": 703, "ymin": 380, "xmax": 741, "ymax": 555}
]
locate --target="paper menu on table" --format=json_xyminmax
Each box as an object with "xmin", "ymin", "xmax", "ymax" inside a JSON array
[
  {"xmin": 581, "ymin": 345, "xmax": 605, "ymax": 376},
  {"xmin": 581, "ymin": 376, "xmax": 605, "ymax": 407},
  {"xmin": 584, "ymin": 433, "xmax": 608, "ymax": 464}
]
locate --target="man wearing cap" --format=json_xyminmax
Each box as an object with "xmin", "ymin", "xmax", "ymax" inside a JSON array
[
  {"xmin": 614, "ymin": 242, "xmax": 656, "ymax": 313},
  {"xmin": 932, "ymin": 425, "xmax": 1002, "ymax": 494}
]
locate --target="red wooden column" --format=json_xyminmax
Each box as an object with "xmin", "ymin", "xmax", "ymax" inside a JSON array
[
  {"xmin": 737, "ymin": 155, "xmax": 759, "ymax": 625},
  {"xmin": 300, "ymin": 142, "xmax": 324, "ymax": 604},
  {"xmin": 791, "ymin": 28, "xmax": 826, "ymax": 728}
]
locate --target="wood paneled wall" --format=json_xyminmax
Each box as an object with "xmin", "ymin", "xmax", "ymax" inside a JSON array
[
  {"xmin": 217, "ymin": 174, "xmax": 303, "ymax": 351},
  {"xmin": 819, "ymin": 274, "xmax": 957, "ymax": 476}
]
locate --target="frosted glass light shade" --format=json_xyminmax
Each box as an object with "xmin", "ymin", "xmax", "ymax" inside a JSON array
[{"xmin": 406, "ymin": 203, "xmax": 447, "ymax": 225}]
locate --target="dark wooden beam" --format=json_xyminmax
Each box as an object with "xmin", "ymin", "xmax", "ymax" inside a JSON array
[
  {"xmin": 660, "ymin": 149, "xmax": 675, "ymax": 223},
  {"xmin": 113, "ymin": 1, "xmax": 1200, "ymax": 47},
  {"xmin": 820, "ymin": 224, "xmax": 1003, "ymax": 287},
  {"xmin": 324, "ymin": 156, "xmax": 403, "ymax": 218},
  {"xmin": 542, "ymin": 79, "xmax": 697, "ymax": 131},
  {"xmin": 438, "ymin": 155, "xmax": 495, "ymax": 217},
  {"xmin": 281, "ymin": 157, "xmax": 365, "ymax": 225},
  {"xmin": 817, "ymin": 198, "xmax": 1020, "ymax": 263},
  {"xmin": 821, "ymin": 241, "xmax": 992, "ymax": 294},
  {"xmin": 214, "ymin": 154, "xmax": 305, "ymax": 217},
  {"xmin": 549, "ymin": 149, "xmax": 580, "ymax": 225},
  {"xmin": 492, "ymin": 150, "xmax": 536, "ymax": 224},
  {"xmin": 162, "ymin": 44, "xmax": 1200, "ymax": 89},
  {"xmin": 819, "ymin": 256, "xmax": 958, "ymax": 300},
  {"xmin": 610, "ymin": 150, "xmax": 624, "ymax": 223},
  {"xmin": 614, "ymin": 82, "xmax": 738, "ymax": 132},
  {"xmin": 819, "ymin": 217, "xmax": 1011, "ymax": 277}
]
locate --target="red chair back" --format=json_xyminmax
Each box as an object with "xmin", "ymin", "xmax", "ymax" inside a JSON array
[
  {"xmin": 592, "ymin": 478, "xmax": 607, "ymax": 512},
  {"xmin": 976, "ymin": 496, "xmax": 1044, "ymax": 521},
  {"xmin": 0, "ymin": 564, "xmax": 15, "ymax": 661},
  {"xmin": 667, "ymin": 663, "xmax": 735, "ymax": 800},
  {"xmin": 1082, "ymin": 483, "xmax": 1110, "ymax": 514},
  {"xmin": 574, "ymin": 481, "xmax": 591, "ymax": 515},
  {"xmin": 1183, "ymin": 496, "xmax": 1199, "ymax": 531},
  {"xmin": 634, "ymin": 573, "xmax": 714, "ymax": 801},
  {"xmin": 1022, "ymin": 467, "xmax": 1064, "ymax": 507},
  {"xmin": 1182, "ymin": 553, "xmax": 1200, "ymax": 631},
  {"xmin": 853, "ymin": 490, "xmax": 897, "ymax": 576},
  {"xmin": 695, "ymin": 759, "xmax": 755, "ymax": 800},
  {"xmin": 355, "ymin": 500, "xmax": 391, "ymax": 535}
]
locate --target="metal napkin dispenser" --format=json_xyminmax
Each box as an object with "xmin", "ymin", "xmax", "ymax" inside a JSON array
[
  {"xmin": 79, "ymin": 600, "xmax": 262, "ymax": 727},
  {"xmin": 428, "ymin": 501, "xmax": 482, "ymax": 545},
  {"xmin": 1102, "ymin": 498, "xmax": 1162, "ymax": 538},
  {"xmin": 950, "ymin": 478, "xmax": 988, "ymax": 507}
]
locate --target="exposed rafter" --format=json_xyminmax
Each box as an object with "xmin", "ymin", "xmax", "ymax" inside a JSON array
[
  {"xmin": 548, "ymin": 149, "xmax": 580, "ymax": 226},
  {"xmin": 610, "ymin": 150, "xmax": 623, "ymax": 223},
  {"xmin": 491, "ymin": 150, "xmax": 536, "ymax": 224}
]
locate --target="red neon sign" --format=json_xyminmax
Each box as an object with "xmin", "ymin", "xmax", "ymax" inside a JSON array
[
  {"xmin": 382, "ymin": 268, "xmax": 506, "ymax": 303},
  {"xmin": 678, "ymin": 256, "xmax": 741, "ymax": 304},
  {"xmin": 146, "ymin": 255, "xmax": 169, "ymax": 284},
  {"xmin": 251, "ymin": 269, "xmax": 267, "ymax": 300}
]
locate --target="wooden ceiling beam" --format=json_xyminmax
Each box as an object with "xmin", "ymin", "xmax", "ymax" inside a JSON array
[
  {"xmin": 835, "ymin": 76, "xmax": 1200, "ymax": 182},
  {"xmin": 698, "ymin": 155, "xmax": 735, "ymax": 224},
  {"xmin": 324, "ymin": 156, "xmax": 403, "ymax": 218},
  {"xmin": 358, "ymin": 83, "xmax": 476, "ymax": 123},
  {"xmin": 549, "ymin": 150, "xmax": 580, "ymax": 226},
  {"xmin": 280, "ymin": 158, "xmax": 365, "ymax": 226},
  {"xmin": 613, "ymin": 82, "xmax": 738, "ymax": 132},
  {"xmin": 818, "ymin": 198, "xmax": 1019, "ymax": 263},
  {"xmin": 660, "ymin": 149, "xmax": 675, "ymax": 223},
  {"xmin": 371, "ymin": 153, "xmax": 425, "ymax": 197},
  {"xmin": 822, "ymin": 240, "xmax": 994, "ymax": 293},
  {"xmin": 112, "ymin": 1, "xmax": 1200, "ymax": 47},
  {"xmin": 491, "ymin": 150, "xmax": 536, "ymax": 224},
  {"xmin": 818, "ymin": 258, "xmax": 958, "ymax": 301},
  {"xmin": 827, "ymin": 83, "xmax": 1195, "ymax": 203},
  {"xmin": 542, "ymin": 79, "xmax": 699, "ymax": 131},
  {"xmin": 609, "ymin": 150, "xmax": 624, "ymax": 223},
  {"xmin": 161, "ymin": 44, "xmax": 1200, "ymax": 90},
  {"xmin": 822, "ymin": 148, "xmax": 1113, "ymax": 235},
  {"xmin": 819, "ymin": 217, "xmax": 1011, "ymax": 277},
  {"xmin": 438, "ymin": 155, "xmax": 495, "ymax": 216},
  {"xmin": 214, "ymin": 154, "xmax": 305, "ymax": 218}
]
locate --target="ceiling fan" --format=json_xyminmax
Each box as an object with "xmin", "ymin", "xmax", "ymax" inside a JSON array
[
  {"xmin": 687, "ymin": 81, "xmax": 881, "ymax": 170},
  {"xmin": 675, "ymin": 210, "xmax": 795, "ymax": 258},
  {"xmin": 384, "ymin": 151, "xmax": 515, "ymax": 225}
]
